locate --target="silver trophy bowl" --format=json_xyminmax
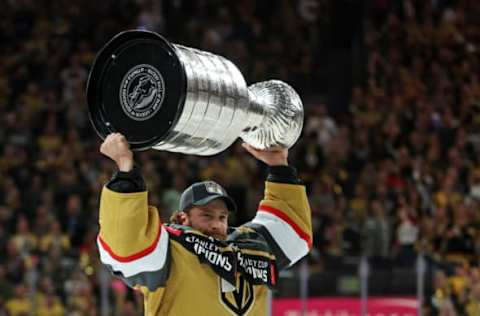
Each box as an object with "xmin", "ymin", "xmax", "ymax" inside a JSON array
[{"xmin": 87, "ymin": 30, "xmax": 303, "ymax": 155}]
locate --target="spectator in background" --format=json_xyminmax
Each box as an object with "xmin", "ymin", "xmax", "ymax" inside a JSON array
[
  {"xmin": 36, "ymin": 276, "xmax": 65, "ymax": 316},
  {"xmin": 0, "ymin": 266, "xmax": 12, "ymax": 315},
  {"xmin": 444, "ymin": 203, "xmax": 476, "ymax": 264},
  {"xmin": 159, "ymin": 174, "xmax": 189, "ymax": 222},
  {"xmin": 304, "ymin": 103, "xmax": 337, "ymax": 149},
  {"xmin": 429, "ymin": 270, "xmax": 455, "ymax": 316},
  {"xmin": 466, "ymin": 282, "xmax": 480, "ymax": 316},
  {"xmin": 60, "ymin": 194, "xmax": 87, "ymax": 248},
  {"xmin": 5, "ymin": 284, "xmax": 31, "ymax": 316},
  {"xmin": 363, "ymin": 199, "xmax": 391, "ymax": 266},
  {"xmin": 395, "ymin": 204, "xmax": 419, "ymax": 266},
  {"xmin": 11, "ymin": 215, "xmax": 37, "ymax": 256},
  {"xmin": 39, "ymin": 220, "xmax": 70, "ymax": 256}
]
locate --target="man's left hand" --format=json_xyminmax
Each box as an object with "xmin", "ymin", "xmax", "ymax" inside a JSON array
[{"xmin": 242, "ymin": 143, "xmax": 288, "ymax": 166}]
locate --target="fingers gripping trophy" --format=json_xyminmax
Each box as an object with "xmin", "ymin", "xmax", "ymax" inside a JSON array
[{"xmin": 86, "ymin": 30, "xmax": 304, "ymax": 154}]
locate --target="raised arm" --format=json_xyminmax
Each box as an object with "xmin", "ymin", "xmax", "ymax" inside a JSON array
[
  {"xmin": 242, "ymin": 144, "xmax": 312, "ymax": 270},
  {"xmin": 97, "ymin": 133, "xmax": 169, "ymax": 290}
]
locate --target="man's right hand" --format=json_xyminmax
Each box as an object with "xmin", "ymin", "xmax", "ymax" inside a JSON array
[{"xmin": 100, "ymin": 133, "xmax": 134, "ymax": 172}]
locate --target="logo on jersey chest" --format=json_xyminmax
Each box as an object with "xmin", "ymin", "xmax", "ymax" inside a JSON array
[{"xmin": 220, "ymin": 275, "xmax": 254, "ymax": 316}]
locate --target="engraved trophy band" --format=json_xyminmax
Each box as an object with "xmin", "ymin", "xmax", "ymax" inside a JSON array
[{"xmin": 87, "ymin": 30, "xmax": 303, "ymax": 155}]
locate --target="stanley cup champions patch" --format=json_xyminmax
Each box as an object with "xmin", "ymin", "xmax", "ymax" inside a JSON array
[{"xmin": 166, "ymin": 225, "xmax": 278, "ymax": 289}]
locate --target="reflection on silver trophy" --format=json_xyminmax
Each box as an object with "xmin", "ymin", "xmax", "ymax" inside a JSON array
[{"xmin": 87, "ymin": 30, "xmax": 303, "ymax": 155}]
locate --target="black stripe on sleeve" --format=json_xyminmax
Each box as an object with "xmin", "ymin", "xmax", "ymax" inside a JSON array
[
  {"xmin": 106, "ymin": 166, "xmax": 146, "ymax": 193},
  {"xmin": 267, "ymin": 165, "xmax": 302, "ymax": 185}
]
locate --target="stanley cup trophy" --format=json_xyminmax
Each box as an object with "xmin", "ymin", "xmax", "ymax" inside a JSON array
[{"xmin": 87, "ymin": 30, "xmax": 303, "ymax": 155}]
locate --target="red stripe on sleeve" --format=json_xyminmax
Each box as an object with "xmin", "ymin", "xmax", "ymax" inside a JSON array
[
  {"xmin": 270, "ymin": 262, "xmax": 276, "ymax": 285},
  {"xmin": 98, "ymin": 225, "xmax": 162, "ymax": 263},
  {"xmin": 258, "ymin": 205, "xmax": 312, "ymax": 248}
]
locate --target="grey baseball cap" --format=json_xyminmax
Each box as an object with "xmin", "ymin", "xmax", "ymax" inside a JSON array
[{"xmin": 179, "ymin": 181, "xmax": 237, "ymax": 212}]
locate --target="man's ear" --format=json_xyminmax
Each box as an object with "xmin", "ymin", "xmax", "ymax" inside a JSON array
[
  {"xmin": 169, "ymin": 210, "xmax": 189, "ymax": 225},
  {"xmin": 178, "ymin": 211, "xmax": 189, "ymax": 225}
]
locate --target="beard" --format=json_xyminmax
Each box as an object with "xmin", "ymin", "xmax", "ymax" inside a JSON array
[
  {"xmin": 212, "ymin": 233, "xmax": 227, "ymax": 240},
  {"xmin": 201, "ymin": 231, "xmax": 227, "ymax": 240}
]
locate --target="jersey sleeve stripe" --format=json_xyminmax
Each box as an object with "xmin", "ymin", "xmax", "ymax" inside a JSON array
[
  {"xmin": 98, "ymin": 224, "xmax": 162, "ymax": 263},
  {"xmin": 97, "ymin": 225, "xmax": 169, "ymax": 278},
  {"xmin": 251, "ymin": 211, "xmax": 309, "ymax": 265},
  {"xmin": 258, "ymin": 205, "xmax": 312, "ymax": 248},
  {"xmin": 102, "ymin": 244, "xmax": 171, "ymax": 291}
]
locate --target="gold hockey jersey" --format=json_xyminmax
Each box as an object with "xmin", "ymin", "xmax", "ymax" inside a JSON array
[{"xmin": 97, "ymin": 181, "xmax": 312, "ymax": 315}]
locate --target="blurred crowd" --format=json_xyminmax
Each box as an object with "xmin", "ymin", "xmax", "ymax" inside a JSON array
[
  {"xmin": 0, "ymin": 0, "xmax": 480, "ymax": 315},
  {"xmin": 328, "ymin": 0, "xmax": 480, "ymax": 315}
]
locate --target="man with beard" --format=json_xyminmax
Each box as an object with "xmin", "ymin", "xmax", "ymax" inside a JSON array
[{"xmin": 97, "ymin": 133, "xmax": 312, "ymax": 315}]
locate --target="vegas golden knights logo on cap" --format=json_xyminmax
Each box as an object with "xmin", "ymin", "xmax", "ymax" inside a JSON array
[
  {"xmin": 205, "ymin": 181, "xmax": 225, "ymax": 195},
  {"xmin": 219, "ymin": 275, "xmax": 254, "ymax": 316}
]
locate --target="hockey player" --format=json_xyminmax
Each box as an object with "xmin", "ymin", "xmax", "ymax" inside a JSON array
[{"xmin": 97, "ymin": 133, "xmax": 312, "ymax": 315}]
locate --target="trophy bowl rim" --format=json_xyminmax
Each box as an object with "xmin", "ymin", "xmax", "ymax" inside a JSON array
[{"xmin": 86, "ymin": 29, "xmax": 187, "ymax": 151}]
